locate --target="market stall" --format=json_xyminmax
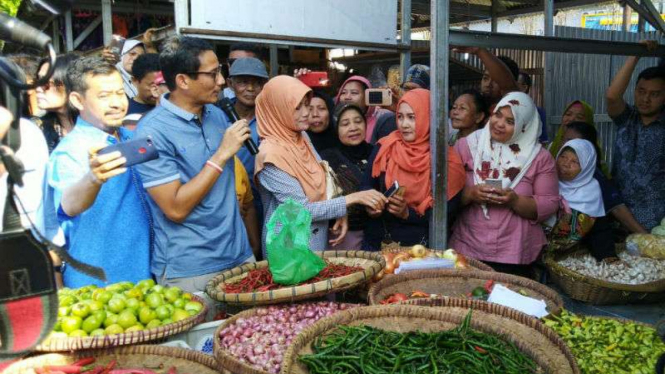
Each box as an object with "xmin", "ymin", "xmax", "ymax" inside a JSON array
[{"xmin": 5, "ymin": 231, "xmax": 665, "ymax": 374}]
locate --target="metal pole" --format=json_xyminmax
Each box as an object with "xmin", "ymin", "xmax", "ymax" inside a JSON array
[
  {"xmin": 638, "ymin": 0, "xmax": 646, "ymax": 32},
  {"xmin": 65, "ymin": 10, "xmax": 73, "ymax": 51},
  {"xmin": 399, "ymin": 0, "xmax": 412, "ymax": 80},
  {"xmin": 623, "ymin": 4, "xmax": 633, "ymax": 32},
  {"xmin": 51, "ymin": 18, "xmax": 61, "ymax": 53},
  {"xmin": 544, "ymin": 0, "xmax": 554, "ymax": 140},
  {"xmin": 429, "ymin": 0, "xmax": 449, "ymax": 249},
  {"xmin": 174, "ymin": 0, "xmax": 189, "ymax": 34},
  {"xmin": 269, "ymin": 45, "xmax": 279, "ymax": 77},
  {"xmin": 491, "ymin": 0, "xmax": 499, "ymax": 32},
  {"xmin": 101, "ymin": 0, "xmax": 112, "ymax": 46}
]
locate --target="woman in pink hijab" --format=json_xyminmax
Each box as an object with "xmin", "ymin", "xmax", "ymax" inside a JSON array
[{"xmin": 335, "ymin": 75, "xmax": 396, "ymax": 144}]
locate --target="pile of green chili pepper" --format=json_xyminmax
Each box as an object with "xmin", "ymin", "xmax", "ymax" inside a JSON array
[
  {"xmin": 544, "ymin": 310, "xmax": 665, "ymax": 374},
  {"xmin": 299, "ymin": 311, "xmax": 539, "ymax": 374}
]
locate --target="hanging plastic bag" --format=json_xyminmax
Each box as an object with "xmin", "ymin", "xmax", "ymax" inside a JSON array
[{"xmin": 265, "ymin": 199, "xmax": 326, "ymax": 285}]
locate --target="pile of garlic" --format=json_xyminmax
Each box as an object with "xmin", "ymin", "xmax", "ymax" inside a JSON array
[{"xmin": 558, "ymin": 251, "xmax": 665, "ymax": 284}]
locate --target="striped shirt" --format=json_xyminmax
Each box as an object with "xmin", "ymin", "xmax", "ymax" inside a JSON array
[{"xmin": 257, "ymin": 164, "xmax": 347, "ymax": 255}]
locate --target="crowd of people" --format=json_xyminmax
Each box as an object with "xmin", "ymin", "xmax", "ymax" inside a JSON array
[{"xmin": 1, "ymin": 35, "xmax": 663, "ymax": 293}]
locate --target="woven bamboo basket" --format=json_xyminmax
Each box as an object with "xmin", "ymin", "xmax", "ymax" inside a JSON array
[
  {"xmin": 368, "ymin": 269, "xmax": 564, "ymax": 315},
  {"xmin": 280, "ymin": 304, "xmax": 580, "ymax": 374},
  {"xmin": 544, "ymin": 247, "xmax": 665, "ymax": 305},
  {"xmin": 206, "ymin": 250, "xmax": 384, "ymax": 306},
  {"xmin": 380, "ymin": 244, "xmax": 495, "ymax": 272},
  {"xmin": 34, "ymin": 295, "xmax": 207, "ymax": 352},
  {"xmin": 213, "ymin": 302, "xmax": 357, "ymax": 374},
  {"xmin": 3, "ymin": 345, "xmax": 220, "ymax": 374}
]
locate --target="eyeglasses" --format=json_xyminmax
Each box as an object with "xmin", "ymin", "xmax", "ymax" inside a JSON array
[{"xmin": 186, "ymin": 65, "xmax": 223, "ymax": 80}]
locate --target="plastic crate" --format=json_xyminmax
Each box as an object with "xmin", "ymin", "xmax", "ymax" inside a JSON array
[{"xmin": 165, "ymin": 319, "xmax": 224, "ymax": 355}]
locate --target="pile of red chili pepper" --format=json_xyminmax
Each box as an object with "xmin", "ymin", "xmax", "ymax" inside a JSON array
[
  {"xmin": 34, "ymin": 357, "xmax": 189, "ymax": 374},
  {"xmin": 223, "ymin": 263, "xmax": 363, "ymax": 293}
]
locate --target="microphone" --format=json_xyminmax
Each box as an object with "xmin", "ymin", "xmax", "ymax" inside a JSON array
[
  {"xmin": 0, "ymin": 13, "xmax": 52, "ymax": 50},
  {"xmin": 218, "ymin": 97, "xmax": 259, "ymax": 155}
]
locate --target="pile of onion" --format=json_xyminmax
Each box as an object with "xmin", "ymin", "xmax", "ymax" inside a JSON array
[{"xmin": 218, "ymin": 302, "xmax": 357, "ymax": 373}]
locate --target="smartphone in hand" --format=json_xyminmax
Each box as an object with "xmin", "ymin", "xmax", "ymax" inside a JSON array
[
  {"xmin": 366, "ymin": 88, "xmax": 392, "ymax": 106},
  {"xmin": 384, "ymin": 180, "xmax": 400, "ymax": 198},
  {"xmin": 98, "ymin": 137, "xmax": 158, "ymax": 167},
  {"xmin": 484, "ymin": 178, "xmax": 503, "ymax": 191},
  {"xmin": 298, "ymin": 71, "xmax": 329, "ymax": 87}
]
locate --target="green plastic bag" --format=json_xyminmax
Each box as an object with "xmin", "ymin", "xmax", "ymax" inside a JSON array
[{"xmin": 266, "ymin": 199, "xmax": 327, "ymax": 285}]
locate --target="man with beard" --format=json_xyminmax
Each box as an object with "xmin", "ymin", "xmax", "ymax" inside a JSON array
[{"xmin": 606, "ymin": 50, "xmax": 665, "ymax": 231}]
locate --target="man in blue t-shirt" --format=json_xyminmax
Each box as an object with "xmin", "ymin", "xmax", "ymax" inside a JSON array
[
  {"xmin": 45, "ymin": 57, "xmax": 151, "ymax": 288},
  {"xmin": 134, "ymin": 36, "xmax": 253, "ymax": 293}
]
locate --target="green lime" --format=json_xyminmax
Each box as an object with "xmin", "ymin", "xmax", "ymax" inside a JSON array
[
  {"xmin": 161, "ymin": 318, "xmax": 173, "ymax": 325},
  {"xmin": 103, "ymin": 313, "xmax": 119, "ymax": 328},
  {"xmin": 104, "ymin": 324, "xmax": 124, "ymax": 335},
  {"xmin": 106, "ymin": 284, "xmax": 124, "ymax": 293},
  {"xmin": 137, "ymin": 279, "xmax": 156, "ymax": 289},
  {"xmin": 107, "ymin": 298, "xmax": 126, "ymax": 314},
  {"xmin": 146, "ymin": 319, "xmax": 162, "ymax": 329},
  {"xmin": 88, "ymin": 300, "xmax": 104, "ymax": 312},
  {"xmin": 172, "ymin": 298, "xmax": 186, "ymax": 309},
  {"xmin": 93, "ymin": 310, "xmax": 107, "ymax": 322},
  {"xmin": 139, "ymin": 307, "xmax": 157, "ymax": 325},
  {"xmin": 125, "ymin": 298, "xmax": 141, "ymax": 314},
  {"xmin": 58, "ymin": 306, "xmax": 71, "ymax": 318},
  {"xmin": 155, "ymin": 305, "xmax": 172, "ymax": 320},
  {"xmin": 90, "ymin": 328, "xmax": 105, "ymax": 337},
  {"xmin": 125, "ymin": 287, "xmax": 144, "ymax": 301},
  {"xmin": 125, "ymin": 324, "xmax": 144, "ymax": 333},
  {"xmin": 149, "ymin": 285, "xmax": 165, "ymax": 294},
  {"xmin": 145, "ymin": 293, "xmax": 164, "ymax": 309},
  {"xmin": 82, "ymin": 315, "xmax": 102, "ymax": 333},
  {"xmin": 172, "ymin": 309, "xmax": 190, "ymax": 322},
  {"xmin": 164, "ymin": 287, "xmax": 182, "ymax": 303},
  {"xmin": 61, "ymin": 316, "xmax": 83, "ymax": 334},
  {"xmin": 117, "ymin": 310, "xmax": 138, "ymax": 329},
  {"xmin": 70, "ymin": 303, "xmax": 91, "ymax": 319},
  {"xmin": 59, "ymin": 295, "xmax": 76, "ymax": 307},
  {"xmin": 184, "ymin": 301, "xmax": 204, "ymax": 314},
  {"xmin": 95, "ymin": 290, "xmax": 113, "ymax": 305},
  {"xmin": 68, "ymin": 329, "xmax": 88, "ymax": 338},
  {"xmin": 53, "ymin": 320, "xmax": 62, "ymax": 332},
  {"xmin": 182, "ymin": 293, "xmax": 193, "ymax": 300}
]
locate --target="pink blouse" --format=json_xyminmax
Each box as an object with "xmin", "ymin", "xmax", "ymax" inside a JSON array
[{"xmin": 449, "ymin": 137, "xmax": 560, "ymax": 265}]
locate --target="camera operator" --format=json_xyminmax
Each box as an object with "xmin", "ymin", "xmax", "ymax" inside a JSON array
[{"xmin": 43, "ymin": 56, "xmax": 151, "ymax": 288}]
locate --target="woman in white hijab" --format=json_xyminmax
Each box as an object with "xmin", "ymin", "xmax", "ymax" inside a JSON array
[
  {"xmin": 116, "ymin": 39, "xmax": 145, "ymax": 99},
  {"xmin": 549, "ymin": 139, "xmax": 616, "ymax": 261},
  {"xmin": 450, "ymin": 92, "xmax": 560, "ymax": 277}
]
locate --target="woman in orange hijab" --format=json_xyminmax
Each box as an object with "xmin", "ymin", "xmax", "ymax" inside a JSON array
[
  {"xmin": 361, "ymin": 88, "xmax": 466, "ymax": 251},
  {"xmin": 255, "ymin": 76, "xmax": 388, "ymax": 253}
]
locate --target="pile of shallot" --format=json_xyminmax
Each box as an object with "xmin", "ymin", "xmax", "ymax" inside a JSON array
[
  {"xmin": 558, "ymin": 251, "xmax": 665, "ymax": 284},
  {"xmin": 218, "ymin": 302, "xmax": 357, "ymax": 373}
]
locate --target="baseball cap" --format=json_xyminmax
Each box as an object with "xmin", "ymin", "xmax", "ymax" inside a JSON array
[{"xmin": 229, "ymin": 57, "xmax": 269, "ymax": 79}]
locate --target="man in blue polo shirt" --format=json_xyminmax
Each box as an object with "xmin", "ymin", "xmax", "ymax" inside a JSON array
[
  {"xmin": 135, "ymin": 36, "xmax": 253, "ymax": 293},
  {"xmin": 45, "ymin": 57, "xmax": 151, "ymax": 287}
]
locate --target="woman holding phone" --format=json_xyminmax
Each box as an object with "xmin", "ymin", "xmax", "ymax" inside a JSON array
[
  {"xmin": 361, "ymin": 89, "xmax": 466, "ymax": 251},
  {"xmin": 449, "ymin": 92, "xmax": 559, "ymax": 276},
  {"xmin": 254, "ymin": 76, "xmax": 388, "ymax": 253}
]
